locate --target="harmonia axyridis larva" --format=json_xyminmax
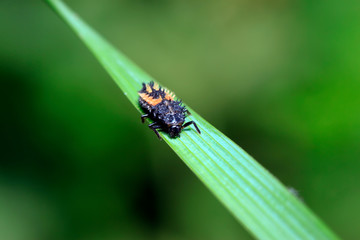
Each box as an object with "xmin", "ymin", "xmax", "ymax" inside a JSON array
[{"xmin": 138, "ymin": 81, "xmax": 201, "ymax": 140}]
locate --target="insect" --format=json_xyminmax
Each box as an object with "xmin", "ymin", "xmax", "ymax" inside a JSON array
[{"xmin": 138, "ymin": 81, "xmax": 201, "ymax": 140}]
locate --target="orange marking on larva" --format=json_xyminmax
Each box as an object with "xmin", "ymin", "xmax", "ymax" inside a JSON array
[
  {"xmin": 146, "ymin": 84, "xmax": 152, "ymax": 93},
  {"xmin": 147, "ymin": 96, "xmax": 163, "ymax": 106},
  {"xmin": 163, "ymin": 88, "xmax": 175, "ymax": 101},
  {"xmin": 138, "ymin": 92, "xmax": 148, "ymax": 100},
  {"xmin": 165, "ymin": 92, "xmax": 174, "ymax": 100},
  {"xmin": 153, "ymin": 82, "xmax": 160, "ymax": 90},
  {"xmin": 139, "ymin": 93, "xmax": 162, "ymax": 106}
]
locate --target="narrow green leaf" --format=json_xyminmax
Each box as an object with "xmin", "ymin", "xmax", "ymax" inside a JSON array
[{"xmin": 46, "ymin": 1, "xmax": 339, "ymax": 239}]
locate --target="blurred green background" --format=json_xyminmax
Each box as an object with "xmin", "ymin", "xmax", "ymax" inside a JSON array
[{"xmin": 1, "ymin": 0, "xmax": 359, "ymax": 239}]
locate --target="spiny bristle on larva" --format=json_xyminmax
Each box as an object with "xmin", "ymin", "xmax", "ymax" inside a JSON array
[
  {"xmin": 165, "ymin": 93, "xmax": 174, "ymax": 100},
  {"xmin": 146, "ymin": 84, "xmax": 152, "ymax": 93},
  {"xmin": 162, "ymin": 88, "xmax": 175, "ymax": 101},
  {"xmin": 139, "ymin": 81, "xmax": 176, "ymax": 103},
  {"xmin": 153, "ymin": 82, "xmax": 160, "ymax": 90}
]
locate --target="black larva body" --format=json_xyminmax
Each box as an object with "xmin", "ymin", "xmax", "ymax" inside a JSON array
[{"xmin": 138, "ymin": 81, "xmax": 201, "ymax": 139}]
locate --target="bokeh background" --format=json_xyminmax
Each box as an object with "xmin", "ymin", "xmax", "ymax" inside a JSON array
[{"xmin": 1, "ymin": 0, "xmax": 360, "ymax": 239}]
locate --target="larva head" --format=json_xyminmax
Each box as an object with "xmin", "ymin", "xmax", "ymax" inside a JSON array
[{"xmin": 168, "ymin": 125, "xmax": 182, "ymax": 138}]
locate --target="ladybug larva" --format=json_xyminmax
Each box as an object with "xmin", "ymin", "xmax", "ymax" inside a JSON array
[{"xmin": 138, "ymin": 81, "xmax": 201, "ymax": 139}]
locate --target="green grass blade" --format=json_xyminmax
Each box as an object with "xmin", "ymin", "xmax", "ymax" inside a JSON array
[{"xmin": 45, "ymin": 1, "xmax": 339, "ymax": 239}]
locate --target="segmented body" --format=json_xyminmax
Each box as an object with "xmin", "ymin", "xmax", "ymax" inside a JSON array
[{"xmin": 138, "ymin": 81, "xmax": 200, "ymax": 139}]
